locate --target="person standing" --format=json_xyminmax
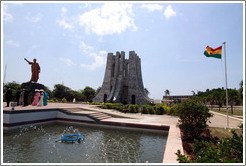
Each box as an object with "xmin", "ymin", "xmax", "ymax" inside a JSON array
[
  {"xmin": 19, "ymin": 89, "xmax": 25, "ymax": 106},
  {"xmin": 32, "ymin": 89, "xmax": 40, "ymax": 106},
  {"xmin": 15, "ymin": 88, "xmax": 21, "ymax": 106},
  {"xmin": 24, "ymin": 58, "xmax": 41, "ymax": 83},
  {"xmin": 38, "ymin": 89, "xmax": 44, "ymax": 106},
  {"xmin": 5, "ymin": 88, "xmax": 12, "ymax": 107},
  {"xmin": 43, "ymin": 91, "xmax": 49, "ymax": 106},
  {"xmin": 23, "ymin": 88, "xmax": 29, "ymax": 106}
]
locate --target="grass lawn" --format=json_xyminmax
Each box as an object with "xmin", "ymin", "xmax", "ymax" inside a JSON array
[
  {"xmin": 210, "ymin": 106, "xmax": 243, "ymax": 119},
  {"xmin": 209, "ymin": 127, "xmax": 243, "ymax": 140}
]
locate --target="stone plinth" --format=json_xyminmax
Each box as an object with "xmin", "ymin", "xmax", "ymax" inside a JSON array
[{"xmin": 21, "ymin": 82, "xmax": 44, "ymax": 101}]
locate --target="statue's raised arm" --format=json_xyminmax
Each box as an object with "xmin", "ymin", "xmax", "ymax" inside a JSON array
[
  {"xmin": 24, "ymin": 58, "xmax": 32, "ymax": 64},
  {"xmin": 24, "ymin": 58, "xmax": 40, "ymax": 83}
]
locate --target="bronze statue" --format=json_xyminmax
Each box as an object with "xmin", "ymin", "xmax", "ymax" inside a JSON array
[{"xmin": 24, "ymin": 58, "xmax": 40, "ymax": 83}]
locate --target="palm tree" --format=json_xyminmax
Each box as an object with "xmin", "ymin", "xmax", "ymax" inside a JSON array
[
  {"xmin": 164, "ymin": 89, "xmax": 170, "ymax": 99},
  {"xmin": 228, "ymin": 89, "xmax": 239, "ymax": 114},
  {"xmin": 238, "ymin": 80, "xmax": 243, "ymax": 104},
  {"xmin": 213, "ymin": 91, "xmax": 223, "ymax": 111},
  {"xmin": 191, "ymin": 90, "xmax": 196, "ymax": 96}
]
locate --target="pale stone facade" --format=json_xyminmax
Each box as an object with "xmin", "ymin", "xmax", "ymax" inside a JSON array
[{"xmin": 93, "ymin": 51, "xmax": 152, "ymax": 105}]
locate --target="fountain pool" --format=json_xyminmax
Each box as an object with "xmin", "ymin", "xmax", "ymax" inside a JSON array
[{"xmin": 3, "ymin": 123, "xmax": 168, "ymax": 163}]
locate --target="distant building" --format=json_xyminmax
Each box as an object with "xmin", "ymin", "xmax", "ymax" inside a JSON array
[{"xmin": 162, "ymin": 95, "xmax": 193, "ymax": 103}]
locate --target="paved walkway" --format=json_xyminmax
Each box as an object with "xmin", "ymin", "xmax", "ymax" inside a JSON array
[
  {"xmin": 209, "ymin": 111, "xmax": 243, "ymax": 129},
  {"xmin": 2, "ymin": 102, "xmax": 243, "ymax": 129}
]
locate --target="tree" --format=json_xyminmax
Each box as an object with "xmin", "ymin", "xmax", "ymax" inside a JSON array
[
  {"xmin": 164, "ymin": 89, "xmax": 170, "ymax": 99},
  {"xmin": 207, "ymin": 93, "xmax": 215, "ymax": 109},
  {"xmin": 191, "ymin": 90, "xmax": 196, "ymax": 96},
  {"xmin": 68, "ymin": 90, "xmax": 86, "ymax": 102},
  {"xmin": 238, "ymin": 80, "xmax": 243, "ymax": 104},
  {"xmin": 144, "ymin": 88, "xmax": 150, "ymax": 96},
  {"xmin": 53, "ymin": 84, "xmax": 71, "ymax": 100},
  {"xmin": 3, "ymin": 81, "xmax": 21, "ymax": 101},
  {"xmin": 44, "ymin": 86, "xmax": 53, "ymax": 99},
  {"xmin": 228, "ymin": 89, "xmax": 239, "ymax": 114},
  {"xmin": 81, "ymin": 86, "xmax": 96, "ymax": 102},
  {"xmin": 213, "ymin": 90, "xmax": 224, "ymax": 111}
]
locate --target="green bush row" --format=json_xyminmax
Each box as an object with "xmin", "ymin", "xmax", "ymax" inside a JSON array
[
  {"xmin": 89, "ymin": 102, "xmax": 103, "ymax": 105},
  {"xmin": 98, "ymin": 102, "xmax": 173, "ymax": 115}
]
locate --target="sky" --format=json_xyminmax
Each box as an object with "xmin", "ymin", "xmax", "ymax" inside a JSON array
[{"xmin": 2, "ymin": 1, "xmax": 244, "ymax": 99}]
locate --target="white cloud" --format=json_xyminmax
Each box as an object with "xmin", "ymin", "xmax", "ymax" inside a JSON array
[
  {"xmin": 141, "ymin": 4, "xmax": 163, "ymax": 12},
  {"xmin": 3, "ymin": 5, "xmax": 13, "ymax": 22},
  {"xmin": 59, "ymin": 58, "xmax": 75, "ymax": 66},
  {"xmin": 56, "ymin": 7, "xmax": 74, "ymax": 30},
  {"xmin": 25, "ymin": 13, "xmax": 43, "ymax": 23},
  {"xmin": 78, "ymin": 3, "xmax": 90, "ymax": 10},
  {"xmin": 79, "ymin": 41, "xmax": 94, "ymax": 54},
  {"xmin": 78, "ymin": 3, "xmax": 137, "ymax": 36},
  {"xmin": 61, "ymin": 7, "xmax": 67, "ymax": 15},
  {"xmin": 164, "ymin": 5, "xmax": 176, "ymax": 19},
  {"xmin": 79, "ymin": 41, "xmax": 107, "ymax": 70},
  {"xmin": 80, "ymin": 53, "xmax": 106, "ymax": 70},
  {"xmin": 56, "ymin": 19, "xmax": 74, "ymax": 30},
  {"xmin": 7, "ymin": 40, "xmax": 20, "ymax": 47}
]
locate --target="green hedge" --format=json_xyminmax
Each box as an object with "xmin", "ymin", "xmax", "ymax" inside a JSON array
[
  {"xmin": 100, "ymin": 102, "xmax": 173, "ymax": 116},
  {"xmin": 89, "ymin": 102, "xmax": 103, "ymax": 105}
]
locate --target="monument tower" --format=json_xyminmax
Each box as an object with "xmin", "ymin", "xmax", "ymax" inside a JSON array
[{"xmin": 93, "ymin": 51, "xmax": 152, "ymax": 105}]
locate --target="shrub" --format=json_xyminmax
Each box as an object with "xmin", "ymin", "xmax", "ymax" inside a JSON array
[
  {"xmin": 168, "ymin": 104, "xmax": 181, "ymax": 116},
  {"xmin": 176, "ymin": 150, "xmax": 191, "ymax": 163},
  {"xmin": 101, "ymin": 103, "xmax": 124, "ymax": 111},
  {"xmin": 148, "ymin": 106, "xmax": 155, "ymax": 114},
  {"xmin": 177, "ymin": 100, "xmax": 212, "ymax": 140},
  {"xmin": 129, "ymin": 104, "xmax": 139, "ymax": 113},
  {"xmin": 61, "ymin": 98, "xmax": 67, "ymax": 103},
  {"xmin": 154, "ymin": 103, "xmax": 169, "ymax": 115},
  {"xmin": 89, "ymin": 102, "xmax": 103, "ymax": 105},
  {"xmin": 47, "ymin": 99, "xmax": 55, "ymax": 103},
  {"xmin": 154, "ymin": 104, "xmax": 164, "ymax": 115},
  {"xmin": 176, "ymin": 126, "xmax": 243, "ymax": 163},
  {"xmin": 142, "ymin": 105, "xmax": 150, "ymax": 114}
]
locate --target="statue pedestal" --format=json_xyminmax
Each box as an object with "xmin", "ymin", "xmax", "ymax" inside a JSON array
[{"xmin": 21, "ymin": 82, "xmax": 45, "ymax": 102}]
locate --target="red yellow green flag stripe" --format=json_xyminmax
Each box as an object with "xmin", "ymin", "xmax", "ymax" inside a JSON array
[{"xmin": 204, "ymin": 46, "xmax": 222, "ymax": 59}]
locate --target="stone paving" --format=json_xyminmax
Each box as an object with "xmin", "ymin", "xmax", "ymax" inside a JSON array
[{"xmin": 3, "ymin": 102, "xmax": 243, "ymax": 129}]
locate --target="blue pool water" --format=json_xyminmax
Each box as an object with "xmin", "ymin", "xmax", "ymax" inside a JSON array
[{"xmin": 3, "ymin": 123, "xmax": 168, "ymax": 163}]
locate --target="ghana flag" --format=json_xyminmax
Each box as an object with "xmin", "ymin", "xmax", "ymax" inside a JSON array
[{"xmin": 204, "ymin": 46, "xmax": 222, "ymax": 59}]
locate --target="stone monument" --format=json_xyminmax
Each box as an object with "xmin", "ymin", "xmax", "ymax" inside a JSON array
[{"xmin": 93, "ymin": 51, "xmax": 152, "ymax": 105}]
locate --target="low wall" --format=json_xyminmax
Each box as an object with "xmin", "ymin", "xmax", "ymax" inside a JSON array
[{"xmin": 3, "ymin": 109, "xmax": 169, "ymax": 132}]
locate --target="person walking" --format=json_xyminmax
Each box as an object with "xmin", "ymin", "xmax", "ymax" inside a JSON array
[{"xmin": 5, "ymin": 88, "xmax": 12, "ymax": 107}]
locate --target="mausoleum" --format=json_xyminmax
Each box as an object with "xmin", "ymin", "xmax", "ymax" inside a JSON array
[{"xmin": 93, "ymin": 51, "xmax": 152, "ymax": 105}]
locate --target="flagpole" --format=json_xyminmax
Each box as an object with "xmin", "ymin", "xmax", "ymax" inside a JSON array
[{"xmin": 223, "ymin": 42, "xmax": 229, "ymax": 129}]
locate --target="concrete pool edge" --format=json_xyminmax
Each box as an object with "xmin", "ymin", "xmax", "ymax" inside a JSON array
[{"xmin": 3, "ymin": 108, "xmax": 184, "ymax": 163}]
